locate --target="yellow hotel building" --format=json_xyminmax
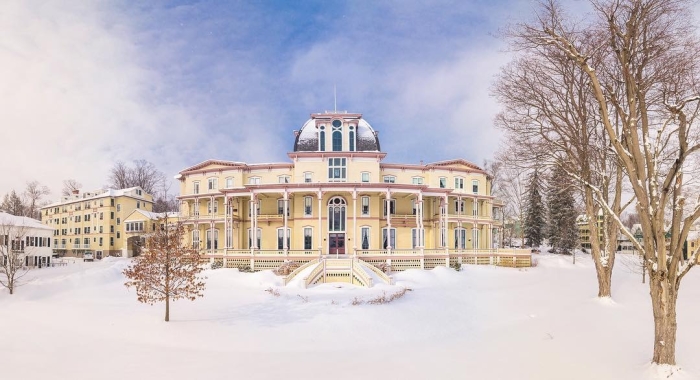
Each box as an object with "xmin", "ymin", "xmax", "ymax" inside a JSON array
[
  {"xmin": 41, "ymin": 187, "xmax": 154, "ymax": 258},
  {"xmin": 177, "ymin": 112, "xmax": 529, "ymax": 272}
]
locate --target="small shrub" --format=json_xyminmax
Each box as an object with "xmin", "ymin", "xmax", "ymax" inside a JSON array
[
  {"xmin": 210, "ymin": 261, "xmax": 223, "ymax": 270},
  {"xmin": 450, "ymin": 261, "xmax": 462, "ymax": 271},
  {"xmin": 265, "ymin": 287, "xmax": 281, "ymax": 297},
  {"xmin": 367, "ymin": 288, "xmax": 408, "ymax": 305},
  {"xmin": 237, "ymin": 264, "xmax": 253, "ymax": 273},
  {"xmin": 330, "ymin": 300, "xmax": 338, "ymax": 305},
  {"xmin": 273, "ymin": 261, "xmax": 301, "ymax": 276},
  {"xmin": 351, "ymin": 297, "xmax": 364, "ymax": 306},
  {"xmin": 375, "ymin": 262, "xmax": 392, "ymax": 273},
  {"xmin": 297, "ymin": 294, "xmax": 309, "ymax": 303}
]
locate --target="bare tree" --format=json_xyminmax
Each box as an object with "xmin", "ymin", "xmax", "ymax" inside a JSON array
[
  {"xmin": 495, "ymin": 162, "xmax": 529, "ymax": 247},
  {"xmin": 107, "ymin": 160, "xmax": 166, "ymax": 196},
  {"xmin": 495, "ymin": 4, "xmax": 631, "ymax": 298},
  {"xmin": 61, "ymin": 179, "xmax": 82, "ymax": 196},
  {"xmin": 511, "ymin": 0, "xmax": 700, "ymax": 365},
  {"xmin": 23, "ymin": 181, "xmax": 50, "ymax": 220},
  {"xmin": 0, "ymin": 215, "xmax": 31, "ymax": 295},
  {"xmin": 123, "ymin": 216, "xmax": 205, "ymax": 321}
]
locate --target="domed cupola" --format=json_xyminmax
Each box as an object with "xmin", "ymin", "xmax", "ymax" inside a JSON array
[{"xmin": 293, "ymin": 112, "xmax": 381, "ymax": 152}]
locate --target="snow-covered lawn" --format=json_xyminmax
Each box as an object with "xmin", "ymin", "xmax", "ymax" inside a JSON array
[{"xmin": 1, "ymin": 253, "xmax": 698, "ymax": 380}]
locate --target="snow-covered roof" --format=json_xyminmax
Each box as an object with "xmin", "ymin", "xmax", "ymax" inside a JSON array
[
  {"xmin": 43, "ymin": 187, "xmax": 150, "ymax": 208},
  {"xmin": 127, "ymin": 209, "xmax": 180, "ymax": 221},
  {"xmin": 0, "ymin": 212, "xmax": 53, "ymax": 231},
  {"xmin": 293, "ymin": 115, "xmax": 381, "ymax": 152}
]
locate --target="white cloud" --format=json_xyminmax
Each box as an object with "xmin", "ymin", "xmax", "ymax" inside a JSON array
[{"xmin": 0, "ymin": 1, "xmax": 206, "ymax": 198}]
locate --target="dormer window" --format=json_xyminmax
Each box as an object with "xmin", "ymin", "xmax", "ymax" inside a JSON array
[
  {"xmin": 349, "ymin": 125, "xmax": 355, "ymax": 151},
  {"xmin": 319, "ymin": 126, "xmax": 326, "ymax": 151},
  {"xmin": 332, "ymin": 120, "xmax": 343, "ymax": 151}
]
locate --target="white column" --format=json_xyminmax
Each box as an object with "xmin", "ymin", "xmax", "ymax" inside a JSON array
[
  {"xmin": 444, "ymin": 194, "xmax": 449, "ymax": 267},
  {"xmin": 283, "ymin": 191, "xmax": 289, "ymax": 256},
  {"xmin": 317, "ymin": 190, "xmax": 323, "ymax": 257},
  {"xmin": 386, "ymin": 190, "xmax": 392, "ymax": 255},
  {"xmin": 251, "ymin": 192, "xmax": 258, "ymax": 251},
  {"xmin": 224, "ymin": 195, "xmax": 230, "ymax": 249},
  {"xmin": 352, "ymin": 189, "xmax": 357, "ymax": 256}
]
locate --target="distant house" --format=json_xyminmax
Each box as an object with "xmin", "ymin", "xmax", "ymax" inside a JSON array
[
  {"xmin": 0, "ymin": 211, "xmax": 54, "ymax": 268},
  {"xmin": 40, "ymin": 187, "xmax": 154, "ymax": 259},
  {"xmin": 577, "ymin": 212, "xmax": 604, "ymax": 250},
  {"xmin": 122, "ymin": 210, "xmax": 179, "ymax": 257}
]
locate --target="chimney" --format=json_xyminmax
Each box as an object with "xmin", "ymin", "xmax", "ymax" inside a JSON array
[{"xmin": 72, "ymin": 190, "xmax": 79, "ymax": 195}]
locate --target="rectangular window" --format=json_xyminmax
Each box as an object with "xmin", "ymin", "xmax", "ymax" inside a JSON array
[
  {"xmin": 208, "ymin": 178, "xmax": 218, "ymax": 191},
  {"xmin": 99, "ymin": 226, "xmax": 103, "ymax": 233},
  {"xmin": 116, "ymin": 231, "xmax": 120, "ymax": 239},
  {"xmin": 361, "ymin": 196, "xmax": 370, "ymax": 216},
  {"xmin": 328, "ymin": 158, "xmax": 347, "ymax": 182},
  {"xmin": 383, "ymin": 199, "xmax": 396, "ymax": 216},
  {"xmin": 206, "ymin": 229, "xmax": 218, "ymax": 250},
  {"xmin": 247, "ymin": 228, "xmax": 261, "ymax": 249},
  {"xmin": 454, "ymin": 228, "xmax": 467, "ymax": 249},
  {"xmin": 472, "ymin": 180, "xmax": 479, "ymax": 194},
  {"xmin": 100, "ymin": 212, "xmax": 103, "ymax": 220},
  {"xmin": 382, "ymin": 228, "xmax": 396, "ymax": 249},
  {"xmin": 117, "ymin": 218, "xmax": 121, "ymax": 225},
  {"xmin": 249, "ymin": 177, "xmax": 261, "ymax": 185},
  {"xmin": 136, "ymin": 202, "xmax": 140, "ymax": 209},
  {"xmin": 473, "ymin": 201, "xmax": 479, "ymax": 216},
  {"xmin": 412, "ymin": 199, "xmax": 418, "ymax": 215},
  {"xmin": 110, "ymin": 226, "xmax": 114, "ymax": 233},
  {"xmin": 412, "ymin": 228, "xmax": 424, "ymax": 248},
  {"xmin": 116, "ymin": 204, "xmax": 121, "ymax": 212},
  {"xmin": 192, "ymin": 230, "xmax": 200, "ymax": 249},
  {"xmin": 193, "ymin": 181, "xmax": 200, "ymax": 194},
  {"xmin": 277, "ymin": 228, "xmax": 291, "ymax": 250},
  {"xmin": 110, "ymin": 237, "xmax": 114, "ymax": 246},
  {"xmin": 75, "ymin": 215, "xmax": 81, "ymax": 223},
  {"xmin": 361, "ymin": 227, "xmax": 370, "ymax": 250},
  {"xmin": 455, "ymin": 200, "xmax": 465, "ymax": 213},
  {"xmin": 110, "ymin": 212, "xmax": 114, "ymax": 220},
  {"xmin": 361, "ymin": 172, "xmax": 370, "ymax": 183},
  {"xmin": 472, "ymin": 228, "xmax": 480, "ymax": 249},
  {"xmin": 454, "ymin": 177, "xmax": 464, "ymax": 189},
  {"xmin": 99, "ymin": 237, "xmax": 103, "ymax": 247},
  {"xmin": 278, "ymin": 176, "xmax": 290, "ymax": 184},
  {"xmin": 248, "ymin": 200, "xmax": 260, "ymax": 217},
  {"xmin": 208, "ymin": 200, "xmax": 218, "ymax": 215},
  {"xmin": 383, "ymin": 176, "xmax": 396, "ymax": 183},
  {"xmin": 303, "ymin": 227, "xmax": 313, "ymax": 250},
  {"xmin": 226, "ymin": 177, "xmax": 234, "ymax": 188},
  {"xmin": 304, "ymin": 196, "xmax": 312, "ymax": 216},
  {"xmin": 304, "ymin": 172, "xmax": 312, "ymax": 183},
  {"xmin": 412, "ymin": 177, "xmax": 424, "ymax": 185},
  {"xmin": 277, "ymin": 199, "xmax": 289, "ymax": 216}
]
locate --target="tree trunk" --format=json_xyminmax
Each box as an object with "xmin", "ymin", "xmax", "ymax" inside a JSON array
[
  {"xmin": 165, "ymin": 294, "xmax": 170, "ymax": 322},
  {"xmin": 594, "ymin": 263, "xmax": 612, "ymax": 298},
  {"xmin": 650, "ymin": 276, "xmax": 678, "ymax": 365}
]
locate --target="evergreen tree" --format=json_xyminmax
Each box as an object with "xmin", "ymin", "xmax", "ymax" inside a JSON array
[
  {"xmin": 524, "ymin": 170, "xmax": 545, "ymax": 247},
  {"xmin": 0, "ymin": 191, "xmax": 26, "ymax": 216},
  {"xmin": 546, "ymin": 166, "xmax": 579, "ymax": 254}
]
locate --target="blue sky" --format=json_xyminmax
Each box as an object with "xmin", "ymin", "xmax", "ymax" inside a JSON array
[{"xmin": 1, "ymin": 0, "xmax": 535, "ymax": 196}]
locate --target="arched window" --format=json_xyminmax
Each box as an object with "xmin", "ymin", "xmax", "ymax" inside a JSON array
[
  {"xmin": 332, "ymin": 131, "xmax": 342, "ymax": 151},
  {"xmin": 319, "ymin": 126, "xmax": 326, "ymax": 151},
  {"xmin": 349, "ymin": 126, "xmax": 355, "ymax": 151},
  {"xmin": 328, "ymin": 197, "xmax": 346, "ymax": 231}
]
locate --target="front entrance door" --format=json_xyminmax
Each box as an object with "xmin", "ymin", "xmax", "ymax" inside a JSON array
[{"xmin": 329, "ymin": 233, "xmax": 346, "ymax": 255}]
